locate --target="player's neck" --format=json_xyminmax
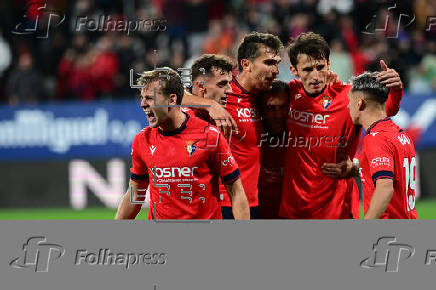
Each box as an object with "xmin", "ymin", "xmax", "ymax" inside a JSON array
[
  {"xmin": 362, "ymin": 110, "xmax": 387, "ymax": 132},
  {"xmin": 236, "ymin": 73, "xmax": 259, "ymax": 94},
  {"xmin": 159, "ymin": 110, "xmax": 187, "ymax": 133},
  {"xmin": 302, "ymin": 84, "xmax": 327, "ymax": 97}
]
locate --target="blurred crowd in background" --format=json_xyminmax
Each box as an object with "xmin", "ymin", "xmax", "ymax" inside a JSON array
[{"xmin": 0, "ymin": 0, "xmax": 435, "ymax": 106}]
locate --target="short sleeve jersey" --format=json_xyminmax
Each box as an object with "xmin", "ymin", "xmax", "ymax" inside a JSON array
[
  {"xmin": 130, "ymin": 113, "xmax": 240, "ymax": 219},
  {"xmin": 280, "ymin": 80, "xmax": 403, "ymax": 219},
  {"xmin": 359, "ymin": 118, "xmax": 417, "ymax": 219},
  {"xmin": 219, "ymin": 75, "xmax": 263, "ymax": 207}
]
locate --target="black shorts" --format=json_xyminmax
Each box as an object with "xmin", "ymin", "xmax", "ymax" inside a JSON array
[{"xmin": 221, "ymin": 206, "xmax": 259, "ymax": 220}]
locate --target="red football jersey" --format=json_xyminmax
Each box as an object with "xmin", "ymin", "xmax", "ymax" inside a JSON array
[
  {"xmin": 280, "ymin": 80, "xmax": 402, "ymax": 219},
  {"xmin": 182, "ymin": 107, "xmax": 214, "ymax": 124},
  {"xmin": 130, "ymin": 113, "xmax": 240, "ymax": 219},
  {"xmin": 359, "ymin": 118, "xmax": 417, "ymax": 219},
  {"xmin": 219, "ymin": 76, "xmax": 263, "ymax": 207}
]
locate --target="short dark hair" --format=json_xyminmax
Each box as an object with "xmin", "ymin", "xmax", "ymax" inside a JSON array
[
  {"xmin": 191, "ymin": 54, "xmax": 235, "ymax": 82},
  {"xmin": 287, "ymin": 32, "xmax": 330, "ymax": 67},
  {"xmin": 268, "ymin": 80, "xmax": 290, "ymax": 96},
  {"xmin": 237, "ymin": 32, "xmax": 283, "ymax": 72},
  {"xmin": 351, "ymin": 71, "xmax": 390, "ymax": 105},
  {"xmin": 257, "ymin": 80, "xmax": 290, "ymax": 111},
  {"xmin": 137, "ymin": 67, "xmax": 184, "ymax": 105}
]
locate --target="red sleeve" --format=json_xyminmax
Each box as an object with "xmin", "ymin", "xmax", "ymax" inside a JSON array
[
  {"xmin": 130, "ymin": 133, "xmax": 148, "ymax": 181},
  {"xmin": 209, "ymin": 127, "xmax": 240, "ymax": 185},
  {"xmin": 181, "ymin": 107, "xmax": 196, "ymax": 117},
  {"xmin": 385, "ymin": 87, "xmax": 403, "ymax": 117},
  {"xmin": 364, "ymin": 135, "xmax": 394, "ymax": 186},
  {"xmin": 288, "ymin": 79, "xmax": 299, "ymax": 107}
]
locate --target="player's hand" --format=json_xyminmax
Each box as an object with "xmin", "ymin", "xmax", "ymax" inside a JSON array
[
  {"xmin": 208, "ymin": 101, "xmax": 238, "ymax": 138},
  {"xmin": 326, "ymin": 70, "xmax": 340, "ymax": 85},
  {"xmin": 376, "ymin": 60, "xmax": 403, "ymax": 91},
  {"xmin": 321, "ymin": 157, "xmax": 355, "ymax": 179}
]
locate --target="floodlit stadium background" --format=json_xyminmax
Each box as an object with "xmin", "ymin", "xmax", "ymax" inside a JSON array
[{"xmin": 0, "ymin": 0, "xmax": 435, "ymax": 219}]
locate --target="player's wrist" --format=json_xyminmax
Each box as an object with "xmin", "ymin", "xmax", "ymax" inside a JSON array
[
  {"xmin": 345, "ymin": 158, "xmax": 359, "ymax": 178},
  {"xmin": 351, "ymin": 158, "xmax": 359, "ymax": 177},
  {"xmin": 393, "ymin": 81, "xmax": 403, "ymax": 91}
]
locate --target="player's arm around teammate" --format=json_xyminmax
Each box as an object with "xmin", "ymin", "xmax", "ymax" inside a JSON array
[
  {"xmin": 182, "ymin": 90, "xmax": 237, "ymax": 137},
  {"xmin": 321, "ymin": 60, "xmax": 404, "ymax": 179}
]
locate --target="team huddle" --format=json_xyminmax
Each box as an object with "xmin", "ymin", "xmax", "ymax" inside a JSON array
[{"xmin": 115, "ymin": 31, "xmax": 417, "ymax": 220}]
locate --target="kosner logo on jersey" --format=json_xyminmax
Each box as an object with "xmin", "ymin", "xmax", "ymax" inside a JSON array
[
  {"xmin": 149, "ymin": 166, "xmax": 198, "ymax": 178},
  {"xmin": 237, "ymin": 108, "xmax": 257, "ymax": 118},
  {"xmin": 289, "ymin": 108, "xmax": 330, "ymax": 125}
]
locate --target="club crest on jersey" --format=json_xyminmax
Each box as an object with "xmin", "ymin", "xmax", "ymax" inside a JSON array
[
  {"xmin": 185, "ymin": 141, "xmax": 198, "ymax": 156},
  {"xmin": 320, "ymin": 95, "xmax": 332, "ymax": 110}
]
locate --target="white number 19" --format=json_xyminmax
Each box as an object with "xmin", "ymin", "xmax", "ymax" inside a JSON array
[{"xmin": 403, "ymin": 157, "xmax": 416, "ymax": 211}]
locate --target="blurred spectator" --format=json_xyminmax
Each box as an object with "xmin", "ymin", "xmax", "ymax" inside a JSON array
[
  {"xmin": 202, "ymin": 19, "xmax": 234, "ymax": 55},
  {"xmin": 1, "ymin": 0, "xmax": 436, "ymax": 105},
  {"xmin": 7, "ymin": 52, "xmax": 43, "ymax": 105},
  {"xmin": 185, "ymin": 0, "xmax": 210, "ymax": 57},
  {"xmin": 90, "ymin": 34, "xmax": 119, "ymax": 98},
  {"xmin": 329, "ymin": 38, "xmax": 352, "ymax": 82},
  {"xmin": 418, "ymin": 42, "xmax": 436, "ymax": 91}
]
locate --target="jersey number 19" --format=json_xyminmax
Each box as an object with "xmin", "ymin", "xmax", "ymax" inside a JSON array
[{"xmin": 403, "ymin": 157, "xmax": 416, "ymax": 212}]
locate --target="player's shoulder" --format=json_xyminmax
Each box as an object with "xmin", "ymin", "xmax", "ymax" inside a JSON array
[
  {"xmin": 193, "ymin": 117, "xmax": 222, "ymax": 139},
  {"xmin": 201, "ymin": 121, "xmax": 221, "ymax": 136},
  {"xmin": 189, "ymin": 114, "xmax": 210, "ymax": 127},
  {"xmin": 181, "ymin": 107, "xmax": 193, "ymax": 114},
  {"xmin": 364, "ymin": 126, "xmax": 397, "ymax": 148},
  {"xmin": 288, "ymin": 78, "xmax": 304, "ymax": 90},
  {"xmin": 135, "ymin": 125, "xmax": 154, "ymax": 139},
  {"xmin": 186, "ymin": 115, "xmax": 217, "ymax": 133}
]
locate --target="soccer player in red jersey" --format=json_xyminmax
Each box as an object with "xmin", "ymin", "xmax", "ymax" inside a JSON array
[
  {"xmin": 183, "ymin": 54, "xmax": 235, "ymax": 123},
  {"xmin": 280, "ymin": 32, "xmax": 404, "ymax": 219},
  {"xmin": 258, "ymin": 80, "xmax": 290, "ymax": 219},
  {"xmin": 347, "ymin": 72, "xmax": 417, "ymax": 219},
  {"xmin": 115, "ymin": 68, "xmax": 250, "ymax": 220},
  {"xmin": 219, "ymin": 32, "xmax": 283, "ymax": 219},
  {"xmin": 184, "ymin": 32, "xmax": 283, "ymax": 219}
]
